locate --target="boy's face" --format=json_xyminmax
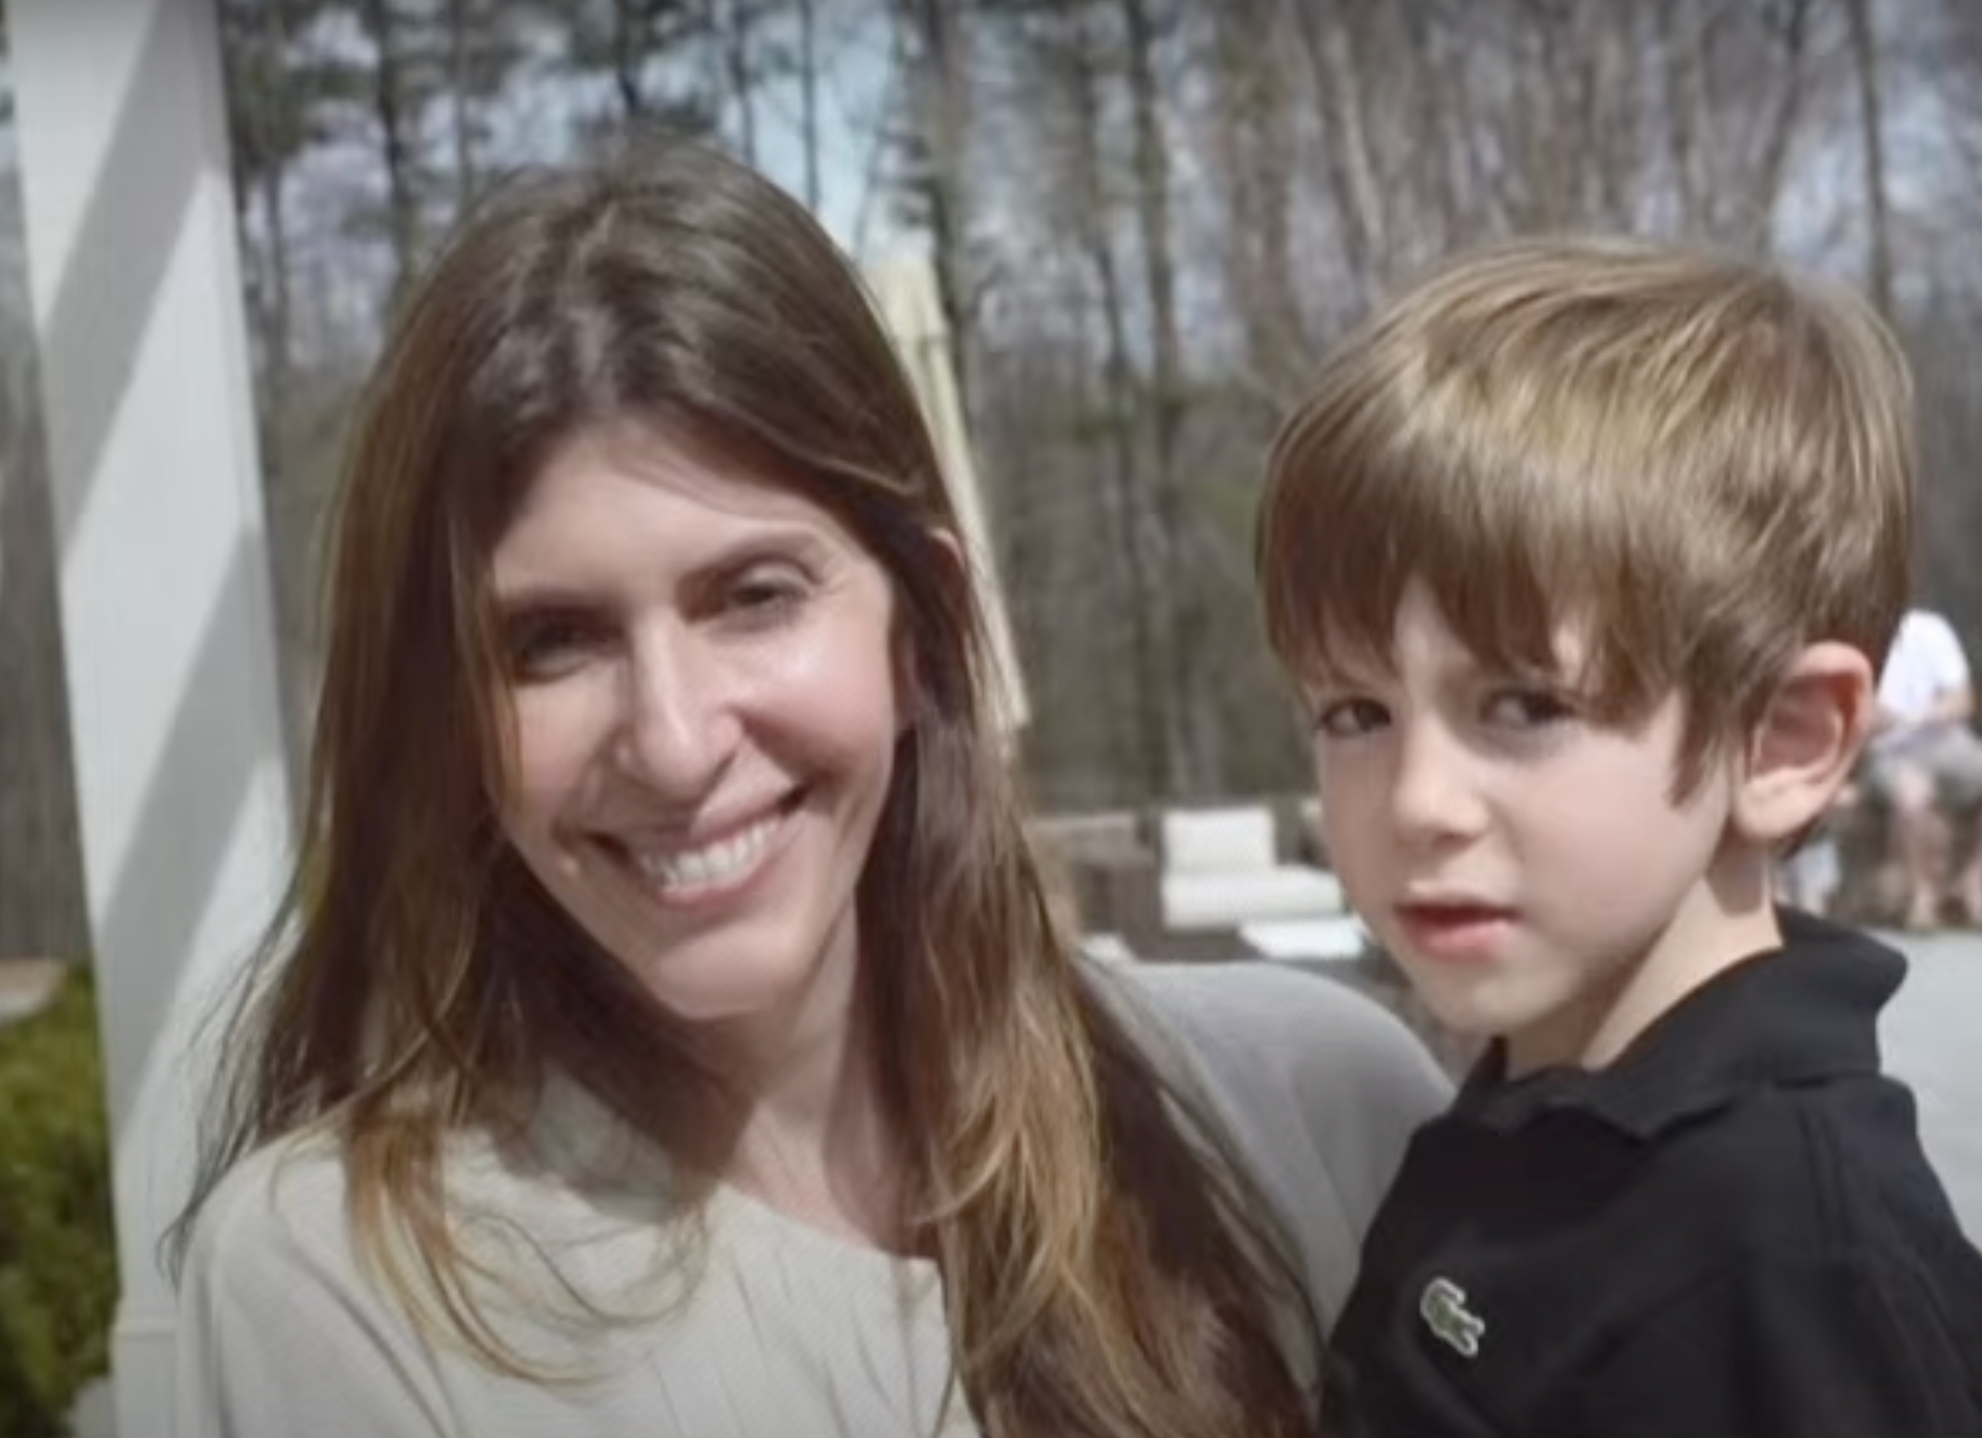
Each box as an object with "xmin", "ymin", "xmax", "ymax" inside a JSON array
[{"xmin": 1307, "ymin": 583, "xmax": 1775, "ymax": 1073}]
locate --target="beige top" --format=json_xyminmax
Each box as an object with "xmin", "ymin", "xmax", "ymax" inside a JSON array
[{"xmin": 174, "ymin": 962, "xmax": 1449, "ymax": 1437}]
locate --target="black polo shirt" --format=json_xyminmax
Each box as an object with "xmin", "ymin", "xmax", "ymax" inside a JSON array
[{"xmin": 1322, "ymin": 910, "xmax": 1982, "ymax": 1438}]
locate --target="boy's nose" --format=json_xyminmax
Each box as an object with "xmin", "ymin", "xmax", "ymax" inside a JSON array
[{"xmin": 1388, "ymin": 724, "xmax": 1486, "ymax": 843}]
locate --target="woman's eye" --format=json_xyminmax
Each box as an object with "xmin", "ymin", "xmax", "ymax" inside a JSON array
[
  {"xmin": 724, "ymin": 569, "xmax": 809, "ymax": 621},
  {"xmin": 503, "ymin": 613, "xmax": 600, "ymax": 681},
  {"xmin": 1314, "ymin": 697, "xmax": 1389, "ymax": 738}
]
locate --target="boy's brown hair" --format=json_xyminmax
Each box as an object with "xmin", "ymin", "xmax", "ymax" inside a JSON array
[{"xmin": 1256, "ymin": 236, "xmax": 1915, "ymax": 784}]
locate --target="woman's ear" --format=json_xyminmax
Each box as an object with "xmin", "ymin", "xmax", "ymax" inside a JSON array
[
  {"xmin": 925, "ymin": 525, "xmax": 967, "ymax": 575},
  {"xmin": 1730, "ymin": 641, "xmax": 1874, "ymax": 845},
  {"xmin": 893, "ymin": 526, "xmax": 967, "ymax": 733}
]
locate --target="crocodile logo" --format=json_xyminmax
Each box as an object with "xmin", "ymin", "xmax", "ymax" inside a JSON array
[{"xmin": 1419, "ymin": 1277, "xmax": 1486, "ymax": 1359}]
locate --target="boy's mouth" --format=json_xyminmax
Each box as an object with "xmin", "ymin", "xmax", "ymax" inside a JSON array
[{"xmin": 1394, "ymin": 900, "xmax": 1516, "ymax": 962}]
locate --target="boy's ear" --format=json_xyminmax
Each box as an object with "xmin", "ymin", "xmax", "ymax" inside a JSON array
[{"xmin": 1729, "ymin": 642, "xmax": 1874, "ymax": 846}]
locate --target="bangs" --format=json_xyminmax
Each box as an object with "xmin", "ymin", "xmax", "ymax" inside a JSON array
[
  {"xmin": 1256, "ymin": 234, "xmax": 1914, "ymax": 799},
  {"xmin": 1258, "ymin": 354, "xmax": 1666, "ymax": 721}
]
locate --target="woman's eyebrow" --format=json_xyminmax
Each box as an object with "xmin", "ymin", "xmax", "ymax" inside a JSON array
[{"xmin": 490, "ymin": 526, "xmax": 839, "ymax": 612}]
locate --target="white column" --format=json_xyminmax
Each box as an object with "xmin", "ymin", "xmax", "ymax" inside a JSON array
[
  {"xmin": 4, "ymin": 4, "xmax": 294, "ymax": 1436},
  {"xmin": 866, "ymin": 253, "xmax": 1031, "ymax": 737}
]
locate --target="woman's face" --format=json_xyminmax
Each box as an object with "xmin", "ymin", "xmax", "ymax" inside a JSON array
[{"xmin": 488, "ymin": 419, "xmax": 905, "ymax": 1049}]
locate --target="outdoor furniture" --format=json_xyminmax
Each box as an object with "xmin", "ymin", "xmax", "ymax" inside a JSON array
[
  {"xmin": 1037, "ymin": 797, "xmax": 1344, "ymax": 963},
  {"xmin": 1159, "ymin": 803, "xmax": 1343, "ymax": 933}
]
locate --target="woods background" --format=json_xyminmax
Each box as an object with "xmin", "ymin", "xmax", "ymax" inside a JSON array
[{"xmin": 3, "ymin": 0, "xmax": 1980, "ymax": 959}]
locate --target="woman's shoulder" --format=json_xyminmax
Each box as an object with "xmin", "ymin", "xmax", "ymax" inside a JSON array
[
  {"xmin": 176, "ymin": 1127, "xmax": 457, "ymax": 1435},
  {"xmin": 186, "ymin": 1127, "xmax": 359, "ymax": 1280},
  {"xmin": 1094, "ymin": 958, "xmax": 1450, "ymax": 1115},
  {"xmin": 177, "ymin": 1110, "xmax": 683, "ymax": 1435},
  {"xmin": 1087, "ymin": 959, "xmax": 1451, "ymax": 1319},
  {"xmin": 181, "ymin": 1109, "xmax": 602, "ymax": 1314}
]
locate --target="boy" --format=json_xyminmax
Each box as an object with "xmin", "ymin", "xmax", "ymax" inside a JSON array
[{"xmin": 1255, "ymin": 237, "xmax": 1982, "ymax": 1437}]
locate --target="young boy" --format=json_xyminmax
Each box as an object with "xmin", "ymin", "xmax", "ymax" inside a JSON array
[{"xmin": 1256, "ymin": 237, "xmax": 1982, "ymax": 1437}]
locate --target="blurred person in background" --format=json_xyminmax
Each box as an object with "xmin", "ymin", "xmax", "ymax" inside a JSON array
[{"xmin": 1863, "ymin": 606, "xmax": 1982, "ymax": 927}]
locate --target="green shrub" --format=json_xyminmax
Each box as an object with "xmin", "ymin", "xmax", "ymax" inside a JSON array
[{"xmin": 0, "ymin": 970, "xmax": 118, "ymax": 1438}]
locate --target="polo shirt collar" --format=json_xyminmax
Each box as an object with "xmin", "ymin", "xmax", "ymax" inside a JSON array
[{"xmin": 1453, "ymin": 909, "xmax": 1905, "ymax": 1140}]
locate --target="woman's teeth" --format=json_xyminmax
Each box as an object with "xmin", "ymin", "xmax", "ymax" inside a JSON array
[{"xmin": 631, "ymin": 811, "xmax": 782, "ymax": 891}]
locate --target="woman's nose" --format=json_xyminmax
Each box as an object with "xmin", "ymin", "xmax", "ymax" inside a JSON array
[{"xmin": 613, "ymin": 627, "xmax": 743, "ymax": 799}]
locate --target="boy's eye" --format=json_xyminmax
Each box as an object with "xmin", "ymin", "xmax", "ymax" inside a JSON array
[
  {"xmin": 1314, "ymin": 696, "xmax": 1390, "ymax": 737},
  {"xmin": 1484, "ymin": 686, "xmax": 1575, "ymax": 728}
]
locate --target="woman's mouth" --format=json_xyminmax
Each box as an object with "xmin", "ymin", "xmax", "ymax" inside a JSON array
[{"xmin": 599, "ymin": 791, "xmax": 804, "ymax": 906}]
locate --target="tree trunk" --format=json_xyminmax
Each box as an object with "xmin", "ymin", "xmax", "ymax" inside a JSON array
[
  {"xmin": 360, "ymin": 0, "xmax": 422, "ymax": 303},
  {"xmin": 255, "ymin": 167, "xmax": 294, "ymax": 434},
  {"xmin": 1121, "ymin": 0, "xmax": 1213, "ymax": 793},
  {"xmin": 1066, "ymin": 6, "xmax": 1170, "ymax": 796},
  {"xmin": 1844, "ymin": 0, "xmax": 1894, "ymax": 315},
  {"xmin": 448, "ymin": 0, "xmax": 480, "ymax": 209},
  {"xmin": 614, "ymin": 0, "xmax": 649, "ymax": 116},
  {"xmin": 1290, "ymin": 0, "xmax": 1388, "ymax": 312},
  {"xmin": 894, "ymin": 0, "xmax": 975, "ymax": 404},
  {"xmin": 1741, "ymin": 0, "xmax": 1813, "ymax": 253},
  {"xmin": 1209, "ymin": 0, "xmax": 1303, "ymax": 395},
  {"xmin": 720, "ymin": 0, "xmax": 759, "ymax": 164},
  {"xmin": 797, "ymin": 0, "xmax": 821, "ymax": 209}
]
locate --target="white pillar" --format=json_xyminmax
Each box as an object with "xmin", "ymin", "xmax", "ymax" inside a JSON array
[
  {"xmin": 866, "ymin": 253, "xmax": 1030, "ymax": 737},
  {"xmin": 4, "ymin": 4, "xmax": 294, "ymax": 1436}
]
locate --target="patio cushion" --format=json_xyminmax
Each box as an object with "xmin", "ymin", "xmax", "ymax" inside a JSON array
[
  {"xmin": 1161, "ymin": 805, "xmax": 1276, "ymax": 874},
  {"xmin": 1161, "ymin": 865, "xmax": 1345, "ymax": 931}
]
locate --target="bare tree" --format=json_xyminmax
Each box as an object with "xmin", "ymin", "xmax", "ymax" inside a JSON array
[
  {"xmin": 1117, "ymin": 0, "xmax": 1220, "ymax": 792},
  {"xmin": 1286, "ymin": 0, "xmax": 1393, "ymax": 311},
  {"xmin": 117, "ymin": 0, "xmax": 1982, "ymax": 820},
  {"xmin": 1843, "ymin": 0, "xmax": 1894, "ymax": 314},
  {"xmin": 562, "ymin": 0, "xmax": 713, "ymax": 128},
  {"xmin": 1203, "ymin": 0, "xmax": 1306, "ymax": 400},
  {"xmin": 1656, "ymin": 0, "xmax": 1823, "ymax": 251},
  {"xmin": 447, "ymin": 0, "xmax": 483, "ymax": 204},
  {"xmin": 704, "ymin": 0, "xmax": 764, "ymax": 163},
  {"xmin": 796, "ymin": 0, "xmax": 822, "ymax": 207},
  {"xmin": 1010, "ymin": 3, "xmax": 1174, "ymax": 794},
  {"xmin": 890, "ymin": 0, "xmax": 979, "ymax": 403},
  {"xmin": 357, "ymin": 0, "xmax": 425, "ymax": 301}
]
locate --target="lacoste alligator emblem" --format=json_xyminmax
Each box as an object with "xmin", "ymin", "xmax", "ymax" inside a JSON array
[{"xmin": 1419, "ymin": 1277, "xmax": 1485, "ymax": 1358}]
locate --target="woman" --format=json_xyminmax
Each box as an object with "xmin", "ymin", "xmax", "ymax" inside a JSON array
[{"xmin": 172, "ymin": 137, "xmax": 1447, "ymax": 1437}]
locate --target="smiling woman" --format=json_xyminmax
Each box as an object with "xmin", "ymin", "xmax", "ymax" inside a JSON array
[
  {"xmin": 165, "ymin": 136, "xmax": 1448, "ymax": 1438},
  {"xmin": 489, "ymin": 422, "xmax": 903, "ymax": 1052}
]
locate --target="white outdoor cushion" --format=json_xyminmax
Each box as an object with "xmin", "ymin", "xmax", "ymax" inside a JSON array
[
  {"xmin": 1240, "ymin": 915, "xmax": 1368, "ymax": 961},
  {"xmin": 1161, "ymin": 805, "xmax": 1276, "ymax": 875},
  {"xmin": 1078, "ymin": 932, "xmax": 1138, "ymax": 965},
  {"xmin": 1161, "ymin": 865, "xmax": 1345, "ymax": 930}
]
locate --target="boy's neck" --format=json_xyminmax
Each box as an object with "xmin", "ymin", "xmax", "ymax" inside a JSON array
[{"xmin": 1503, "ymin": 851, "xmax": 1784, "ymax": 1077}]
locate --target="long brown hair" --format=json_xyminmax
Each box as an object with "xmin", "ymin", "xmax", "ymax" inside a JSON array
[{"xmin": 173, "ymin": 137, "xmax": 1316, "ymax": 1435}]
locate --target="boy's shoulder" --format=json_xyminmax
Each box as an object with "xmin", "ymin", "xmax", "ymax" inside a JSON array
[
  {"xmin": 1365, "ymin": 911, "xmax": 1973, "ymax": 1319},
  {"xmin": 1328, "ymin": 920, "xmax": 1982, "ymax": 1438},
  {"xmin": 1452, "ymin": 908, "xmax": 1905, "ymax": 1141},
  {"xmin": 1440, "ymin": 911, "xmax": 1935, "ymax": 1236}
]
